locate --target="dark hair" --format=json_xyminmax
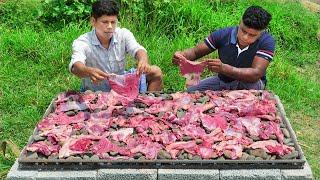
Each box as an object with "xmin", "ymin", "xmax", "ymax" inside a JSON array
[
  {"xmin": 242, "ymin": 6, "xmax": 272, "ymax": 30},
  {"xmin": 91, "ymin": 0, "xmax": 120, "ymax": 19}
]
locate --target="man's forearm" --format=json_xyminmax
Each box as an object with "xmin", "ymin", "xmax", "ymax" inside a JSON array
[
  {"xmin": 71, "ymin": 62, "xmax": 90, "ymax": 78},
  {"xmin": 181, "ymin": 48, "xmax": 198, "ymax": 61},
  {"xmin": 135, "ymin": 49, "xmax": 149, "ymax": 64},
  {"xmin": 221, "ymin": 64, "xmax": 262, "ymax": 82}
]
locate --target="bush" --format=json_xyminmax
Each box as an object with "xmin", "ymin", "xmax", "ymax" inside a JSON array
[{"xmin": 39, "ymin": 0, "xmax": 95, "ymax": 26}]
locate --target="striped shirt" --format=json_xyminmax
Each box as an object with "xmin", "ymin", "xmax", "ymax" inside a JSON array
[
  {"xmin": 69, "ymin": 28, "xmax": 146, "ymax": 91},
  {"xmin": 204, "ymin": 26, "xmax": 275, "ymax": 83}
]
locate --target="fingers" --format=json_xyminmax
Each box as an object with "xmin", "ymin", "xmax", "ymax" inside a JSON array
[{"xmin": 172, "ymin": 52, "xmax": 186, "ymax": 65}]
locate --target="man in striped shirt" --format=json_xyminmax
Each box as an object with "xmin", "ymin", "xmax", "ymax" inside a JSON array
[
  {"xmin": 172, "ymin": 6, "xmax": 275, "ymax": 91},
  {"xmin": 69, "ymin": 0, "xmax": 163, "ymax": 92}
]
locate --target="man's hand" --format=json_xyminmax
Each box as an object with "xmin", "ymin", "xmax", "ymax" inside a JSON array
[
  {"xmin": 137, "ymin": 60, "xmax": 151, "ymax": 75},
  {"xmin": 207, "ymin": 59, "xmax": 224, "ymax": 73},
  {"xmin": 85, "ymin": 67, "xmax": 109, "ymax": 84},
  {"xmin": 172, "ymin": 51, "xmax": 187, "ymax": 66}
]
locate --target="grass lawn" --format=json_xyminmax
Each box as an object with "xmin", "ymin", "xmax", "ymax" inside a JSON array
[{"xmin": 0, "ymin": 0, "xmax": 319, "ymax": 179}]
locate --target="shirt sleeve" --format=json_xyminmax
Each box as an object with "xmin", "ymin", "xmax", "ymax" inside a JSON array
[
  {"xmin": 69, "ymin": 39, "xmax": 88, "ymax": 72},
  {"xmin": 123, "ymin": 28, "xmax": 146, "ymax": 58},
  {"xmin": 204, "ymin": 28, "xmax": 228, "ymax": 50},
  {"xmin": 256, "ymin": 35, "xmax": 276, "ymax": 62}
]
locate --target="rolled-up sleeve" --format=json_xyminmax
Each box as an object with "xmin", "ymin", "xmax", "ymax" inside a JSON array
[
  {"xmin": 123, "ymin": 28, "xmax": 146, "ymax": 59},
  {"xmin": 69, "ymin": 39, "xmax": 88, "ymax": 72}
]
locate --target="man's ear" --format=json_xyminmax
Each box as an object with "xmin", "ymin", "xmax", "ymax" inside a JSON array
[{"xmin": 90, "ymin": 17, "xmax": 96, "ymax": 26}]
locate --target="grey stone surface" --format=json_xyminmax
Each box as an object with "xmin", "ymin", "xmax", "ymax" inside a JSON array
[
  {"xmin": 36, "ymin": 170, "xmax": 97, "ymax": 180},
  {"xmin": 220, "ymin": 169, "xmax": 281, "ymax": 180},
  {"xmin": 7, "ymin": 160, "xmax": 38, "ymax": 180},
  {"xmin": 158, "ymin": 169, "xmax": 219, "ymax": 180},
  {"xmin": 97, "ymin": 169, "xmax": 157, "ymax": 180},
  {"xmin": 281, "ymin": 162, "xmax": 313, "ymax": 180}
]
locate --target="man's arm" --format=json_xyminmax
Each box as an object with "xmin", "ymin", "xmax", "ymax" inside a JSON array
[
  {"xmin": 71, "ymin": 62, "xmax": 109, "ymax": 84},
  {"xmin": 207, "ymin": 56, "xmax": 270, "ymax": 82},
  {"xmin": 135, "ymin": 49, "xmax": 151, "ymax": 74},
  {"xmin": 172, "ymin": 42, "xmax": 213, "ymax": 65}
]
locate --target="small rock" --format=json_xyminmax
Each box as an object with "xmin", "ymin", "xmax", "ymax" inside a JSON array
[
  {"xmin": 287, "ymin": 143, "xmax": 295, "ymax": 147},
  {"xmin": 266, "ymin": 155, "xmax": 272, "ymax": 160},
  {"xmin": 33, "ymin": 135, "xmax": 45, "ymax": 142},
  {"xmin": 281, "ymin": 128, "xmax": 291, "ymax": 138},
  {"xmin": 255, "ymin": 157, "xmax": 263, "ymax": 160},
  {"xmin": 135, "ymin": 102, "xmax": 147, "ymax": 109},
  {"xmin": 83, "ymin": 155, "xmax": 90, "ymax": 159},
  {"xmin": 182, "ymin": 135, "xmax": 192, "ymax": 141},
  {"xmin": 280, "ymin": 123, "xmax": 286, "ymax": 128},
  {"xmin": 48, "ymin": 153, "xmax": 58, "ymax": 160},
  {"xmin": 187, "ymin": 153, "xmax": 193, "ymax": 160},
  {"xmin": 158, "ymin": 112, "xmax": 165, "ymax": 118},
  {"xmin": 84, "ymin": 90, "xmax": 93, "ymax": 95},
  {"xmin": 249, "ymin": 149, "xmax": 268, "ymax": 159},
  {"xmin": 177, "ymin": 110, "xmax": 185, "ymax": 118},
  {"xmin": 162, "ymin": 94, "xmax": 173, "ymax": 100},
  {"xmin": 90, "ymin": 155, "xmax": 100, "ymax": 160},
  {"xmin": 138, "ymin": 156, "xmax": 146, "ymax": 160},
  {"xmin": 217, "ymin": 156, "xmax": 225, "ymax": 160},
  {"xmin": 111, "ymin": 124, "xmax": 118, "ymax": 129},
  {"xmin": 224, "ymin": 150, "xmax": 233, "ymax": 159},
  {"xmin": 183, "ymin": 153, "xmax": 188, "ymax": 159},
  {"xmin": 134, "ymin": 153, "xmax": 143, "ymax": 159},
  {"xmin": 157, "ymin": 150, "xmax": 171, "ymax": 159},
  {"xmin": 280, "ymin": 151, "xmax": 299, "ymax": 159},
  {"xmin": 193, "ymin": 155, "xmax": 202, "ymax": 160},
  {"xmin": 178, "ymin": 153, "xmax": 184, "ymax": 160},
  {"xmin": 109, "ymin": 151, "xmax": 118, "ymax": 156},
  {"xmin": 198, "ymin": 96, "xmax": 209, "ymax": 103},
  {"xmin": 79, "ymin": 129, "xmax": 89, "ymax": 135},
  {"xmin": 66, "ymin": 111, "xmax": 76, "ymax": 116},
  {"xmin": 250, "ymin": 135, "xmax": 260, "ymax": 141},
  {"xmin": 284, "ymin": 138, "xmax": 293, "ymax": 145},
  {"xmin": 94, "ymin": 108, "xmax": 101, "ymax": 113},
  {"xmin": 195, "ymin": 139, "xmax": 203, "ymax": 145},
  {"xmin": 247, "ymin": 155, "xmax": 255, "ymax": 160},
  {"xmin": 240, "ymin": 152, "xmax": 249, "ymax": 160},
  {"xmin": 27, "ymin": 152, "xmax": 38, "ymax": 159},
  {"xmin": 270, "ymin": 155, "xmax": 277, "ymax": 160},
  {"xmin": 269, "ymin": 135, "xmax": 277, "ymax": 140}
]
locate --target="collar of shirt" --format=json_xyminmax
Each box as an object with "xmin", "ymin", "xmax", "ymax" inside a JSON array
[
  {"xmin": 230, "ymin": 26, "xmax": 249, "ymax": 57},
  {"xmin": 90, "ymin": 28, "xmax": 119, "ymax": 48},
  {"xmin": 236, "ymin": 43, "xmax": 249, "ymax": 57}
]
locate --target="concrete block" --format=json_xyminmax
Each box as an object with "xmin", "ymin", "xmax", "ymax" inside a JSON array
[
  {"xmin": 158, "ymin": 169, "xmax": 219, "ymax": 180},
  {"xmin": 36, "ymin": 170, "xmax": 97, "ymax": 180},
  {"xmin": 281, "ymin": 162, "xmax": 313, "ymax": 180},
  {"xmin": 97, "ymin": 169, "xmax": 157, "ymax": 180},
  {"xmin": 7, "ymin": 160, "xmax": 38, "ymax": 180},
  {"xmin": 220, "ymin": 169, "xmax": 281, "ymax": 180}
]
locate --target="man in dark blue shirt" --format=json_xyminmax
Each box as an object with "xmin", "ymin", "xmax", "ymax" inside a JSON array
[{"xmin": 172, "ymin": 6, "xmax": 275, "ymax": 91}]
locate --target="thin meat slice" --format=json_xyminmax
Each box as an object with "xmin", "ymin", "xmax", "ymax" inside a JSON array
[
  {"xmin": 107, "ymin": 73, "xmax": 140, "ymax": 98},
  {"xmin": 178, "ymin": 55, "xmax": 207, "ymax": 87}
]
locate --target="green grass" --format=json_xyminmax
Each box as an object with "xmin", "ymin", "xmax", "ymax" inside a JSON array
[{"xmin": 0, "ymin": 0, "xmax": 319, "ymax": 179}]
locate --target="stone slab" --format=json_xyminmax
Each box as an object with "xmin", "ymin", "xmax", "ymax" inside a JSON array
[
  {"xmin": 97, "ymin": 169, "xmax": 157, "ymax": 180},
  {"xmin": 220, "ymin": 169, "xmax": 281, "ymax": 180},
  {"xmin": 158, "ymin": 169, "xmax": 219, "ymax": 180}
]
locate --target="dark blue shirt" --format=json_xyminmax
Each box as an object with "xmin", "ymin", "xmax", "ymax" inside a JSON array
[{"xmin": 204, "ymin": 26, "xmax": 275, "ymax": 83}]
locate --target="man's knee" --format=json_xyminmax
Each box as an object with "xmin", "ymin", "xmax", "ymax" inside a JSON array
[{"xmin": 147, "ymin": 65, "xmax": 163, "ymax": 81}]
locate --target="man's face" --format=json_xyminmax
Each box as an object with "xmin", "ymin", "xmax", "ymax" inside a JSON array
[
  {"xmin": 237, "ymin": 21, "xmax": 263, "ymax": 47},
  {"xmin": 92, "ymin": 15, "xmax": 118, "ymax": 40}
]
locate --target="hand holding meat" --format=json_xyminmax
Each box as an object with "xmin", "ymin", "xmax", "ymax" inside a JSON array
[
  {"xmin": 137, "ymin": 60, "xmax": 151, "ymax": 75},
  {"xmin": 172, "ymin": 51, "xmax": 187, "ymax": 66},
  {"xmin": 207, "ymin": 59, "xmax": 224, "ymax": 73},
  {"xmin": 86, "ymin": 67, "xmax": 109, "ymax": 84}
]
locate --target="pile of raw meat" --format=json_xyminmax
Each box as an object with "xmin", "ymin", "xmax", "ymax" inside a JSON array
[{"xmin": 26, "ymin": 90, "xmax": 298, "ymax": 161}]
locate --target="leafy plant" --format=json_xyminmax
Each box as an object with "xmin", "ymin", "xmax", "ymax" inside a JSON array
[{"xmin": 39, "ymin": 0, "xmax": 95, "ymax": 26}]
